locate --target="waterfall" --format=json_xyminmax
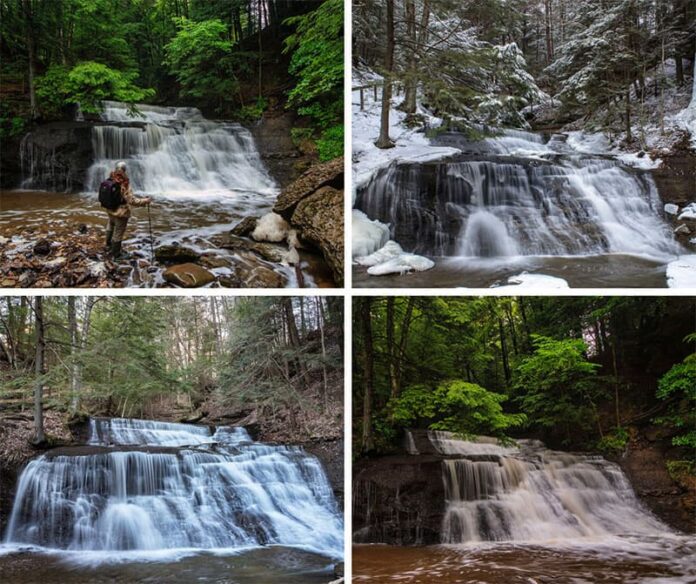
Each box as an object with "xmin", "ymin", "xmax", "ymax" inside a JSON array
[
  {"xmin": 355, "ymin": 130, "xmax": 680, "ymax": 260},
  {"xmin": 428, "ymin": 431, "xmax": 669, "ymax": 544},
  {"xmin": 86, "ymin": 101, "xmax": 278, "ymax": 198},
  {"xmin": 4, "ymin": 418, "xmax": 342, "ymax": 558}
]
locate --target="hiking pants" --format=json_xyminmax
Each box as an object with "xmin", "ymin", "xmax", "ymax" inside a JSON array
[{"xmin": 107, "ymin": 216, "xmax": 129, "ymax": 243}]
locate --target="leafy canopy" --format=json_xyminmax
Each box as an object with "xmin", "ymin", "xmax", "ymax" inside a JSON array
[
  {"xmin": 390, "ymin": 380, "xmax": 526, "ymax": 438},
  {"xmin": 36, "ymin": 62, "xmax": 155, "ymax": 115}
]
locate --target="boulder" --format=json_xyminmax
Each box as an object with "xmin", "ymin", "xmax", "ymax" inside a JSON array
[
  {"xmin": 273, "ymin": 157, "xmax": 344, "ymax": 221},
  {"xmin": 33, "ymin": 239, "xmax": 51, "ymax": 255},
  {"xmin": 162, "ymin": 263, "xmax": 215, "ymax": 287},
  {"xmin": 233, "ymin": 253, "xmax": 286, "ymax": 288},
  {"xmin": 154, "ymin": 244, "xmax": 201, "ymax": 263},
  {"xmin": 674, "ymin": 224, "xmax": 691, "ymax": 235},
  {"xmin": 230, "ymin": 216, "xmax": 258, "ymax": 237},
  {"xmin": 291, "ymin": 186, "xmax": 344, "ymax": 286},
  {"xmin": 213, "ymin": 233, "xmax": 288, "ymax": 263}
]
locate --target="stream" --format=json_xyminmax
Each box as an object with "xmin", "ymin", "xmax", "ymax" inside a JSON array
[
  {"xmin": 0, "ymin": 418, "xmax": 343, "ymax": 583},
  {"xmin": 353, "ymin": 432, "xmax": 695, "ymax": 583},
  {"xmin": 354, "ymin": 129, "xmax": 691, "ymax": 288}
]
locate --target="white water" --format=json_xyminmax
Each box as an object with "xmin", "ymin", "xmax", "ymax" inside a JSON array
[
  {"xmin": 4, "ymin": 418, "xmax": 342, "ymax": 559},
  {"xmin": 428, "ymin": 431, "xmax": 670, "ymax": 544},
  {"xmin": 85, "ymin": 101, "xmax": 278, "ymax": 200},
  {"xmin": 356, "ymin": 130, "xmax": 680, "ymax": 261}
]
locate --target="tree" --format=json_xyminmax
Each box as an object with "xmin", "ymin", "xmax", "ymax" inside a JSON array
[
  {"xmin": 360, "ymin": 297, "xmax": 375, "ymax": 452},
  {"xmin": 390, "ymin": 379, "xmax": 526, "ymax": 438},
  {"xmin": 32, "ymin": 296, "xmax": 45, "ymax": 445},
  {"xmin": 513, "ymin": 336, "xmax": 602, "ymax": 443},
  {"xmin": 375, "ymin": 0, "xmax": 395, "ymax": 149}
]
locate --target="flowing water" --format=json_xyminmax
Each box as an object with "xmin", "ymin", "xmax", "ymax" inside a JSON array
[
  {"xmin": 353, "ymin": 431, "xmax": 695, "ymax": 583},
  {"xmin": 354, "ymin": 129, "xmax": 687, "ymax": 287},
  {"xmin": 4, "ymin": 101, "xmax": 334, "ymax": 286},
  {"xmin": 0, "ymin": 418, "xmax": 343, "ymax": 582}
]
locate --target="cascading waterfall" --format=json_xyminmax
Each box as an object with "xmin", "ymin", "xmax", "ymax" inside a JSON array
[
  {"xmin": 4, "ymin": 418, "xmax": 342, "ymax": 557},
  {"xmin": 355, "ymin": 130, "xmax": 680, "ymax": 260},
  {"xmin": 427, "ymin": 431, "xmax": 669, "ymax": 544},
  {"xmin": 85, "ymin": 101, "xmax": 277, "ymax": 197}
]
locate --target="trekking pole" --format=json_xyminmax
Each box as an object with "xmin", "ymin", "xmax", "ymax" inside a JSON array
[{"xmin": 146, "ymin": 203, "xmax": 155, "ymax": 263}]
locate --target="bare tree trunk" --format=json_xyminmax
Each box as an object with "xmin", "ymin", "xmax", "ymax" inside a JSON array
[
  {"xmin": 386, "ymin": 298, "xmax": 397, "ymax": 398},
  {"xmin": 68, "ymin": 297, "xmax": 79, "ymax": 413},
  {"xmin": 395, "ymin": 298, "xmax": 415, "ymax": 396},
  {"xmin": 375, "ymin": 0, "xmax": 395, "ymax": 149},
  {"xmin": 23, "ymin": 0, "xmax": 37, "ymax": 119},
  {"xmin": 544, "ymin": 0, "xmax": 554, "ymax": 64},
  {"xmin": 360, "ymin": 298, "xmax": 374, "ymax": 453},
  {"xmin": 317, "ymin": 298, "xmax": 329, "ymax": 412},
  {"xmin": 33, "ymin": 297, "xmax": 45, "ymax": 444}
]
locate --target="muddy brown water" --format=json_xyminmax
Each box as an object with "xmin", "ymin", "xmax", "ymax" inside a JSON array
[
  {"xmin": 0, "ymin": 546, "xmax": 337, "ymax": 583},
  {"xmin": 353, "ymin": 537, "xmax": 696, "ymax": 583},
  {"xmin": 0, "ymin": 190, "xmax": 334, "ymax": 287}
]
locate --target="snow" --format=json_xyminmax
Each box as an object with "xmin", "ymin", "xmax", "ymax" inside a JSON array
[
  {"xmin": 566, "ymin": 131, "xmax": 662, "ymax": 169},
  {"xmin": 352, "ymin": 210, "xmax": 389, "ymax": 258},
  {"xmin": 251, "ymin": 212, "xmax": 289, "ymax": 243},
  {"xmin": 496, "ymin": 273, "xmax": 570, "ymax": 289},
  {"xmin": 354, "ymin": 240, "xmax": 403, "ymax": 267},
  {"xmin": 678, "ymin": 203, "xmax": 696, "ymax": 221},
  {"xmin": 664, "ymin": 204, "xmax": 679, "ymax": 216},
  {"xmin": 666, "ymin": 255, "xmax": 696, "ymax": 288},
  {"xmin": 366, "ymin": 253, "xmax": 435, "ymax": 276},
  {"xmin": 352, "ymin": 72, "xmax": 460, "ymax": 192}
]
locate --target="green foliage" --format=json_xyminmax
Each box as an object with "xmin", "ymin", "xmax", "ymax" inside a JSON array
[
  {"xmin": 237, "ymin": 97, "xmax": 268, "ymax": 122},
  {"xmin": 316, "ymin": 125, "xmax": 344, "ymax": 161},
  {"xmin": 655, "ymin": 336, "xmax": 696, "ymax": 449},
  {"xmin": 666, "ymin": 460, "xmax": 695, "ymax": 482},
  {"xmin": 597, "ymin": 426, "xmax": 629, "ymax": 453},
  {"xmin": 290, "ymin": 127, "xmax": 314, "ymax": 146},
  {"xmin": 284, "ymin": 0, "xmax": 343, "ymax": 131},
  {"xmin": 165, "ymin": 18, "xmax": 251, "ymax": 112},
  {"xmin": 36, "ymin": 62, "xmax": 154, "ymax": 115},
  {"xmin": 513, "ymin": 336, "xmax": 601, "ymax": 433},
  {"xmin": 390, "ymin": 380, "xmax": 526, "ymax": 438}
]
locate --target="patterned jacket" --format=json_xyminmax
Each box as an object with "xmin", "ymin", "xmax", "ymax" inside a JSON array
[{"xmin": 106, "ymin": 170, "xmax": 149, "ymax": 219}]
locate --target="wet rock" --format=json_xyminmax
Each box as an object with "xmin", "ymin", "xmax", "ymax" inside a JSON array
[
  {"xmin": 233, "ymin": 253, "xmax": 286, "ymax": 288},
  {"xmin": 162, "ymin": 263, "xmax": 215, "ymax": 287},
  {"xmin": 230, "ymin": 216, "xmax": 258, "ymax": 237},
  {"xmin": 674, "ymin": 224, "xmax": 691, "ymax": 235},
  {"xmin": 214, "ymin": 233, "xmax": 288, "ymax": 263},
  {"xmin": 33, "ymin": 239, "xmax": 51, "ymax": 255},
  {"xmin": 334, "ymin": 562, "xmax": 345, "ymax": 578},
  {"xmin": 154, "ymin": 244, "xmax": 201, "ymax": 263},
  {"xmin": 199, "ymin": 254, "xmax": 232, "ymax": 269},
  {"xmin": 291, "ymin": 186, "xmax": 344, "ymax": 286},
  {"xmin": 273, "ymin": 157, "xmax": 344, "ymax": 221}
]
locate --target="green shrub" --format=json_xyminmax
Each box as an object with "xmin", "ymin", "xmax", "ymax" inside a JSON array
[
  {"xmin": 316, "ymin": 125, "xmax": 343, "ymax": 161},
  {"xmin": 597, "ymin": 426, "xmax": 629, "ymax": 453}
]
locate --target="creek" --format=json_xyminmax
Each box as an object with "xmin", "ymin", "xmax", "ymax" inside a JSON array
[
  {"xmin": 354, "ymin": 129, "xmax": 690, "ymax": 288},
  {"xmin": 0, "ymin": 418, "xmax": 343, "ymax": 583},
  {"xmin": 353, "ymin": 431, "xmax": 695, "ymax": 583},
  {"xmin": 2, "ymin": 102, "xmax": 330, "ymax": 287}
]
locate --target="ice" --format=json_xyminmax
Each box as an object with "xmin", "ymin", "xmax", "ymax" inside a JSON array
[
  {"xmin": 352, "ymin": 210, "xmax": 389, "ymax": 258},
  {"xmin": 677, "ymin": 203, "xmax": 696, "ymax": 221},
  {"xmin": 496, "ymin": 272, "xmax": 570, "ymax": 289}
]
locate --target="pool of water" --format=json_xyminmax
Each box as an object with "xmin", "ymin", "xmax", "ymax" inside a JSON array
[
  {"xmin": 0, "ymin": 545, "xmax": 337, "ymax": 584},
  {"xmin": 353, "ymin": 536, "xmax": 696, "ymax": 583}
]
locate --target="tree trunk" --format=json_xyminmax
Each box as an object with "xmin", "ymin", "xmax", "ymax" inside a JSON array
[
  {"xmin": 375, "ymin": 0, "xmax": 395, "ymax": 149},
  {"xmin": 360, "ymin": 298, "xmax": 375, "ymax": 453},
  {"xmin": 317, "ymin": 298, "xmax": 329, "ymax": 412},
  {"xmin": 395, "ymin": 298, "xmax": 415, "ymax": 396},
  {"xmin": 386, "ymin": 298, "xmax": 397, "ymax": 398},
  {"xmin": 23, "ymin": 0, "xmax": 37, "ymax": 119},
  {"xmin": 625, "ymin": 90, "xmax": 632, "ymax": 142},
  {"xmin": 544, "ymin": 0, "xmax": 554, "ymax": 64},
  {"xmin": 68, "ymin": 297, "xmax": 79, "ymax": 413},
  {"xmin": 33, "ymin": 297, "xmax": 45, "ymax": 445},
  {"xmin": 400, "ymin": 0, "xmax": 417, "ymax": 115}
]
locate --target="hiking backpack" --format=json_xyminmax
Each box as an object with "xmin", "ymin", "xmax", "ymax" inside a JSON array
[{"xmin": 98, "ymin": 178, "xmax": 123, "ymax": 210}]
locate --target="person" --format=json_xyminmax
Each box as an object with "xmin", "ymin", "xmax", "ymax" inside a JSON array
[{"xmin": 105, "ymin": 161, "xmax": 152, "ymax": 259}]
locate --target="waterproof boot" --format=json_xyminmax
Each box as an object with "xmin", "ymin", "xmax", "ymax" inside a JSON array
[
  {"xmin": 110, "ymin": 241, "xmax": 132, "ymax": 260},
  {"xmin": 105, "ymin": 229, "xmax": 113, "ymax": 250}
]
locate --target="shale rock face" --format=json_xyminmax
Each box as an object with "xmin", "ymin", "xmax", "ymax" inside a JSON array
[
  {"xmin": 273, "ymin": 157, "xmax": 345, "ymax": 286},
  {"xmin": 17, "ymin": 122, "xmax": 98, "ymax": 192},
  {"xmin": 353, "ymin": 455, "xmax": 445, "ymax": 545}
]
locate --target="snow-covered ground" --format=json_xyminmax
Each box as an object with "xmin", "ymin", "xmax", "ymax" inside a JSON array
[
  {"xmin": 352, "ymin": 71, "xmax": 456, "ymax": 275},
  {"xmin": 666, "ymin": 255, "xmax": 696, "ymax": 288}
]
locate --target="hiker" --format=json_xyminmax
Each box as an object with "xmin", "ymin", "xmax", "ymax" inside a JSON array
[{"xmin": 102, "ymin": 161, "xmax": 152, "ymax": 259}]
